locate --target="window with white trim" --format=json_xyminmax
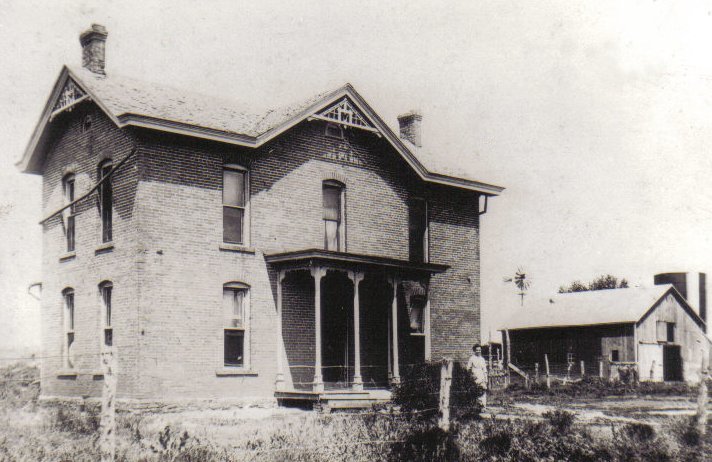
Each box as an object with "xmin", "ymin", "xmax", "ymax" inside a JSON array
[
  {"xmin": 223, "ymin": 166, "xmax": 248, "ymax": 245},
  {"xmin": 62, "ymin": 288, "xmax": 75, "ymax": 368},
  {"xmin": 98, "ymin": 160, "xmax": 113, "ymax": 243},
  {"xmin": 99, "ymin": 281, "xmax": 113, "ymax": 348},
  {"xmin": 323, "ymin": 181, "xmax": 345, "ymax": 251},
  {"xmin": 223, "ymin": 283, "xmax": 249, "ymax": 367},
  {"xmin": 62, "ymin": 174, "xmax": 76, "ymax": 252}
]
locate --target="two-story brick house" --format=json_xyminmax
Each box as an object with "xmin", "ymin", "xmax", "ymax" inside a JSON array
[{"xmin": 18, "ymin": 25, "xmax": 504, "ymax": 405}]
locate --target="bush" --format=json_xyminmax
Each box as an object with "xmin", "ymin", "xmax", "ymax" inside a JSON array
[
  {"xmin": 392, "ymin": 360, "xmax": 483, "ymax": 422},
  {"xmin": 50, "ymin": 404, "xmax": 101, "ymax": 436},
  {"xmin": 0, "ymin": 364, "xmax": 40, "ymax": 409},
  {"xmin": 542, "ymin": 409, "xmax": 576, "ymax": 433}
]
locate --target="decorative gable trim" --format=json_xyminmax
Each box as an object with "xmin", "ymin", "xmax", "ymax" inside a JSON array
[
  {"xmin": 309, "ymin": 98, "xmax": 377, "ymax": 132},
  {"xmin": 51, "ymin": 79, "xmax": 88, "ymax": 119}
]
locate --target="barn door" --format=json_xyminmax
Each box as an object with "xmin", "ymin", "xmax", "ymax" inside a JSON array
[{"xmin": 662, "ymin": 345, "xmax": 683, "ymax": 381}]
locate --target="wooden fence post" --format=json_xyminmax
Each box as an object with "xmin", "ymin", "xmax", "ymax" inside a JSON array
[
  {"xmin": 100, "ymin": 350, "xmax": 117, "ymax": 462},
  {"xmin": 599, "ymin": 360, "xmax": 603, "ymax": 379},
  {"xmin": 534, "ymin": 363, "xmax": 539, "ymax": 383},
  {"xmin": 544, "ymin": 354, "xmax": 550, "ymax": 389},
  {"xmin": 580, "ymin": 360, "xmax": 585, "ymax": 378},
  {"xmin": 696, "ymin": 353, "xmax": 709, "ymax": 436},
  {"xmin": 438, "ymin": 358, "xmax": 453, "ymax": 432}
]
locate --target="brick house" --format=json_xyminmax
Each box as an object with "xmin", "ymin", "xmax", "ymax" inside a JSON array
[{"xmin": 18, "ymin": 25, "xmax": 504, "ymax": 404}]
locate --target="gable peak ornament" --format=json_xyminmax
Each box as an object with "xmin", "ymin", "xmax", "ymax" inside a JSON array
[
  {"xmin": 53, "ymin": 79, "xmax": 87, "ymax": 113},
  {"xmin": 316, "ymin": 98, "xmax": 375, "ymax": 131}
]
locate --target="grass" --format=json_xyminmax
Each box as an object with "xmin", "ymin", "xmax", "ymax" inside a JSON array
[{"xmin": 0, "ymin": 364, "xmax": 709, "ymax": 461}]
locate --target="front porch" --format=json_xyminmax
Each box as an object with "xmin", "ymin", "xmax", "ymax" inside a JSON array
[{"xmin": 267, "ymin": 249, "xmax": 447, "ymax": 406}]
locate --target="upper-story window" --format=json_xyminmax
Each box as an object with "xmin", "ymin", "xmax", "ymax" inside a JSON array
[
  {"xmin": 98, "ymin": 161, "xmax": 113, "ymax": 243},
  {"xmin": 323, "ymin": 181, "xmax": 345, "ymax": 251},
  {"xmin": 409, "ymin": 198, "xmax": 428, "ymax": 262},
  {"xmin": 62, "ymin": 288, "xmax": 75, "ymax": 368},
  {"xmin": 223, "ymin": 166, "xmax": 248, "ymax": 245},
  {"xmin": 223, "ymin": 282, "xmax": 250, "ymax": 368},
  {"xmin": 657, "ymin": 321, "xmax": 675, "ymax": 343},
  {"xmin": 99, "ymin": 281, "xmax": 113, "ymax": 348},
  {"xmin": 62, "ymin": 174, "xmax": 76, "ymax": 252}
]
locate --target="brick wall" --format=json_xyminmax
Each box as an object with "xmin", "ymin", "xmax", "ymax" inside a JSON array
[
  {"xmin": 37, "ymin": 105, "xmax": 483, "ymax": 400},
  {"xmin": 39, "ymin": 104, "xmax": 139, "ymax": 399}
]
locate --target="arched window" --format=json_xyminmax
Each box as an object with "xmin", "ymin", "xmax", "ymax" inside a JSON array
[
  {"xmin": 98, "ymin": 160, "xmax": 113, "ymax": 243},
  {"xmin": 62, "ymin": 288, "xmax": 75, "ymax": 368},
  {"xmin": 62, "ymin": 174, "xmax": 76, "ymax": 252},
  {"xmin": 322, "ymin": 180, "xmax": 345, "ymax": 251},
  {"xmin": 223, "ymin": 282, "xmax": 250, "ymax": 367},
  {"xmin": 99, "ymin": 281, "xmax": 113, "ymax": 348}
]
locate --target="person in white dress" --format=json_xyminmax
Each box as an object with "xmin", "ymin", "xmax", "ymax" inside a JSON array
[{"xmin": 466, "ymin": 344, "xmax": 488, "ymax": 408}]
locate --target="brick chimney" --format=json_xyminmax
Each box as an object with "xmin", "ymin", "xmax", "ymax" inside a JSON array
[
  {"xmin": 397, "ymin": 111, "xmax": 422, "ymax": 147},
  {"xmin": 79, "ymin": 24, "xmax": 108, "ymax": 75}
]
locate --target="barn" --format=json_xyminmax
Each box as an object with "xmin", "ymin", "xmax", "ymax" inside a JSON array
[{"xmin": 501, "ymin": 284, "xmax": 711, "ymax": 383}]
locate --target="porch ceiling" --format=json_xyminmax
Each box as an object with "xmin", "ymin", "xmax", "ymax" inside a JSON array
[{"xmin": 264, "ymin": 249, "xmax": 448, "ymax": 275}]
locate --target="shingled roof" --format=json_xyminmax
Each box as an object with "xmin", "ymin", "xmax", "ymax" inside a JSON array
[
  {"xmin": 18, "ymin": 66, "xmax": 505, "ymax": 195},
  {"xmin": 500, "ymin": 285, "xmax": 706, "ymax": 331}
]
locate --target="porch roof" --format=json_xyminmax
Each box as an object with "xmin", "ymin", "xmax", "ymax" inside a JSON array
[{"xmin": 264, "ymin": 249, "xmax": 448, "ymax": 275}]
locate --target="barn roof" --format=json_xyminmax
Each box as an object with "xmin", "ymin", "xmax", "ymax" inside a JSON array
[
  {"xmin": 17, "ymin": 66, "xmax": 505, "ymax": 195},
  {"xmin": 500, "ymin": 285, "xmax": 695, "ymax": 330}
]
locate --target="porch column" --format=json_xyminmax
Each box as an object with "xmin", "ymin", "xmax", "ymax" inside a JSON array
[
  {"xmin": 311, "ymin": 266, "xmax": 326, "ymax": 392},
  {"xmin": 275, "ymin": 270, "xmax": 286, "ymax": 391},
  {"xmin": 390, "ymin": 275, "xmax": 401, "ymax": 384},
  {"xmin": 424, "ymin": 296, "xmax": 432, "ymax": 361},
  {"xmin": 348, "ymin": 270, "xmax": 365, "ymax": 390}
]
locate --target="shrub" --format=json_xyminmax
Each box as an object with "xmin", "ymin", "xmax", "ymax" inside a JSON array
[
  {"xmin": 0, "ymin": 364, "xmax": 40, "ymax": 409},
  {"xmin": 542, "ymin": 409, "xmax": 576, "ymax": 433},
  {"xmin": 50, "ymin": 404, "xmax": 100, "ymax": 436},
  {"xmin": 392, "ymin": 360, "xmax": 483, "ymax": 422}
]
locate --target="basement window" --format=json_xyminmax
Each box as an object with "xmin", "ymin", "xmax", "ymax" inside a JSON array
[
  {"xmin": 611, "ymin": 350, "xmax": 619, "ymax": 362},
  {"xmin": 223, "ymin": 283, "xmax": 250, "ymax": 368}
]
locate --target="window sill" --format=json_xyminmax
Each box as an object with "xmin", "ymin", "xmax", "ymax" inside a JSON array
[
  {"xmin": 59, "ymin": 251, "xmax": 76, "ymax": 262},
  {"xmin": 95, "ymin": 242, "xmax": 114, "ymax": 255},
  {"xmin": 215, "ymin": 368, "xmax": 258, "ymax": 377},
  {"xmin": 219, "ymin": 243, "xmax": 255, "ymax": 254},
  {"xmin": 57, "ymin": 370, "xmax": 78, "ymax": 378}
]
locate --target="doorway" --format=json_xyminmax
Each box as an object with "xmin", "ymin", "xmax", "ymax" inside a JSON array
[
  {"xmin": 321, "ymin": 272, "xmax": 354, "ymax": 388},
  {"xmin": 663, "ymin": 345, "xmax": 683, "ymax": 381}
]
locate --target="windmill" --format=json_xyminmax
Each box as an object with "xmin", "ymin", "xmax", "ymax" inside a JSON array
[{"xmin": 504, "ymin": 267, "xmax": 531, "ymax": 306}]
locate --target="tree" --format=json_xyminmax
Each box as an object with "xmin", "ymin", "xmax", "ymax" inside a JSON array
[{"xmin": 559, "ymin": 274, "xmax": 628, "ymax": 293}]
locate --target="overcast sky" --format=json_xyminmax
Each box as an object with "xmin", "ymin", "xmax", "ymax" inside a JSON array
[{"xmin": 2, "ymin": 1, "xmax": 712, "ymax": 351}]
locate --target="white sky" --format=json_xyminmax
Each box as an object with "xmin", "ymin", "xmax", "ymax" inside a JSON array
[{"xmin": 2, "ymin": 1, "xmax": 712, "ymax": 351}]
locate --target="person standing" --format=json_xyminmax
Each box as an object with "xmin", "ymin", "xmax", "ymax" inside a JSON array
[{"xmin": 467, "ymin": 344, "xmax": 488, "ymax": 408}]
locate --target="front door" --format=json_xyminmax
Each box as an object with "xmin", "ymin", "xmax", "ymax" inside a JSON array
[{"xmin": 662, "ymin": 345, "xmax": 683, "ymax": 381}]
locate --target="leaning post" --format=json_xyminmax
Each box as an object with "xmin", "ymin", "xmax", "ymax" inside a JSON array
[
  {"xmin": 438, "ymin": 358, "xmax": 453, "ymax": 432},
  {"xmin": 100, "ymin": 349, "xmax": 117, "ymax": 462},
  {"xmin": 544, "ymin": 354, "xmax": 551, "ymax": 389},
  {"xmin": 696, "ymin": 352, "xmax": 709, "ymax": 436}
]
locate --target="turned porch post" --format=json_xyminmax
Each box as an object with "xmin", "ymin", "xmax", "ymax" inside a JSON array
[
  {"xmin": 275, "ymin": 270, "xmax": 286, "ymax": 390},
  {"xmin": 348, "ymin": 270, "xmax": 365, "ymax": 390},
  {"xmin": 311, "ymin": 266, "xmax": 326, "ymax": 392},
  {"xmin": 390, "ymin": 275, "xmax": 401, "ymax": 384}
]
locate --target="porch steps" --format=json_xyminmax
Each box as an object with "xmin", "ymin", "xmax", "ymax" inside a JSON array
[{"xmin": 275, "ymin": 389, "xmax": 392, "ymax": 411}]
